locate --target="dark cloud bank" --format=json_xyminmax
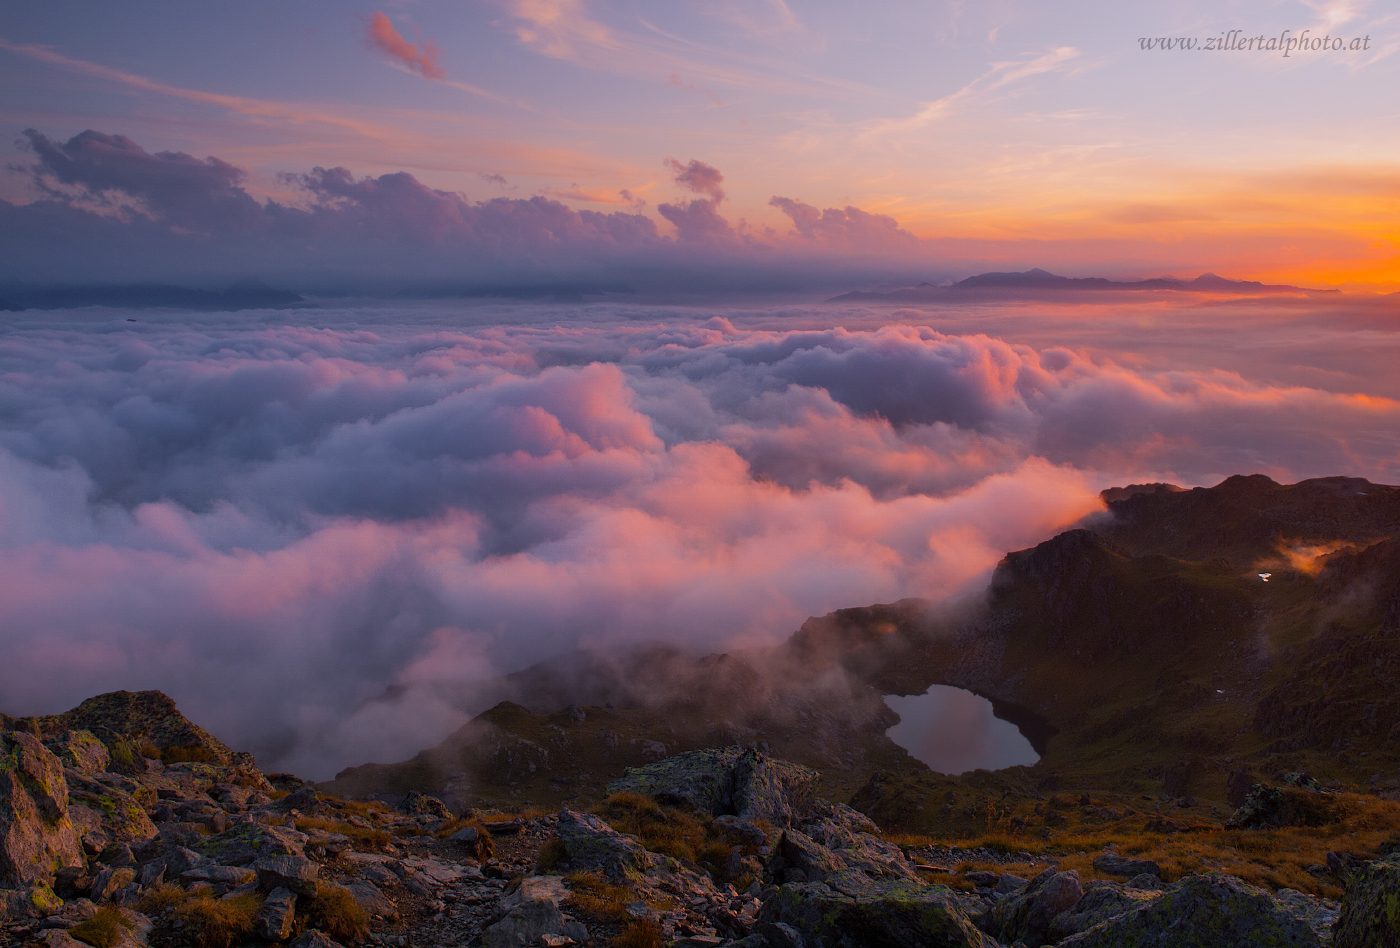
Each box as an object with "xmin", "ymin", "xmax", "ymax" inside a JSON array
[{"xmin": 2, "ymin": 129, "xmax": 931, "ymax": 291}]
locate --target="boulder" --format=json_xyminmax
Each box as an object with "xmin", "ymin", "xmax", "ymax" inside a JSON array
[
  {"xmin": 1057, "ymin": 872, "xmax": 1323, "ymax": 947},
  {"xmin": 1091, "ymin": 852, "xmax": 1161, "ymax": 878},
  {"xmin": 756, "ymin": 870, "xmax": 997, "ymax": 947},
  {"xmin": 345, "ymin": 880, "xmax": 398, "ymax": 921},
  {"xmin": 398, "ymin": 789, "xmax": 452, "ymax": 819},
  {"xmin": 255, "ymin": 855, "xmax": 320, "ymax": 896},
  {"xmin": 979, "ymin": 867, "xmax": 1083, "ymax": 948},
  {"xmin": 1333, "ymin": 852, "xmax": 1400, "ymax": 947},
  {"xmin": 193, "ymin": 821, "xmax": 308, "ymax": 866},
  {"xmin": 1227, "ymin": 783, "xmax": 1340, "ymax": 830},
  {"xmin": 481, "ymin": 897, "xmax": 566, "ymax": 948},
  {"xmin": 554, "ymin": 808, "xmax": 654, "ymax": 878},
  {"xmin": 1, "ymin": 883, "xmax": 64, "ymax": 920},
  {"xmin": 45, "ymin": 731, "xmax": 110, "ymax": 775},
  {"xmin": 91, "ymin": 867, "xmax": 137, "ymax": 902},
  {"xmin": 1, "ymin": 731, "xmax": 84, "ymax": 887},
  {"xmin": 800, "ymin": 812, "xmax": 919, "ymax": 881},
  {"xmin": 608, "ymin": 747, "xmax": 818, "ymax": 828},
  {"xmin": 770, "ymin": 829, "xmax": 848, "ymax": 884},
  {"xmin": 181, "ymin": 865, "xmax": 257, "ymax": 886},
  {"xmin": 64, "ymin": 773, "xmax": 157, "ymax": 845},
  {"xmin": 255, "ymin": 887, "xmax": 298, "ymax": 941}
]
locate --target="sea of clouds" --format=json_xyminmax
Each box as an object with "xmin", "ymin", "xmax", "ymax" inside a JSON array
[{"xmin": 2, "ymin": 298, "xmax": 1397, "ymax": 777}]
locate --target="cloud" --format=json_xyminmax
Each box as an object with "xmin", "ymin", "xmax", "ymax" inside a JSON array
[
  {"xmin": 20, "ymin": 129, "xmax": 264, "ymax": 232},
  {"xmin": 769, "ymin": 197, "xmax": 920, "ymax": 253},
  {"xmin": 0, "ymin": 307, "xmax": 1396, "ymax": 778},
  {"xmin": 656, "ymin": 198, "xmax": 734, "ymax": 242},
  {"xmin": 666, "ymin": 158, "xmax": 726, "ymax": 202},
  {"xmin": 366, "ymin": 12, "xmax": 445, "ymax": 81}
]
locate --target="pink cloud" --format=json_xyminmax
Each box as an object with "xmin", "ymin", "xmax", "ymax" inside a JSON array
[
  {"xmin": 366, "ymin": 11, "xmax": 445, "ymax": 81},
  {"xmin": 665, "ymin": 158, "xmax": 725, "ymax": 203}
]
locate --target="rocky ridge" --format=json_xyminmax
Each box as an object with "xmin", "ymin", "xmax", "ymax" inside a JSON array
[{"xmin": 8, "ymin": 696, "xmax": 1397, "ymax": 948}]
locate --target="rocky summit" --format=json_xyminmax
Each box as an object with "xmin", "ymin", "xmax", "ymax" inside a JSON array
[{"xmin": 8, "ymin": 474, "xmax": 1400, "ymax": 946}]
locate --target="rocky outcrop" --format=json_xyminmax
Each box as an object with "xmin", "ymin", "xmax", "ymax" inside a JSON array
[
  {"xmin": 978, "ymin": 866, "xmax": 1083, "ymax": 947},
  {"xmin": 553, "ymin": 809, "xmax": 654, "ymax": 878},
  {"xmin": 757, "ymin": 871, "xmax": 996, "ymax": 947},
  {"xmin": 1, "ymin": 732, "xmax": 84, "ymax": 888},
  {"xmin": 1057, "ymin": 872, "xmax": 1323, "ymax": 947},
  {"xmin": 609, "ymin": 747, "xmax": 818, "ymax": 828},
  {"xmin": 1226, "ymin": 776, "xmax": 1340, "ymax": 830},
  {"xmin": 1333, "ymin": 852, "xmax": 1400, "ymax": 947},
  {"xmin": 14, "ymin": 692, "xmax": 236, "ymax": 768}
]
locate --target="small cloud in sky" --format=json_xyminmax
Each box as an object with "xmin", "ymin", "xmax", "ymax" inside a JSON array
[
  {"xmin": 665, "ymin": 157, "xmax": 725, "ymax": 202},
  {"xmin": 366, "ymin": 11, "xmax": 445, "ymax": 80},
  {"xmin": 479, "ymin": 172, "xmax": 508, "ymax": 185}
]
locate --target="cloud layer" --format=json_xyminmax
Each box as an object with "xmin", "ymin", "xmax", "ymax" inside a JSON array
[{"xmin": 0, "ymin": 303, "xmax": 1396, "ymax": 778}]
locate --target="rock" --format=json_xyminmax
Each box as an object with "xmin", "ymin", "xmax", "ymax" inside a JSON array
[
  {"xmin": 1091, "ymin": 852, "xmax": 1161, "ymax": 878},
  {"xmin": 64, "ymin": 773, "xmax": 157, "ymax": 845},
  {"xmin": 756, "ymin": 921, "xmax": 806, "ymax": 948},
  {"xmin": 181, "ymin": 865, "xmax": 257, "ymax": 886},
  {"xmin": 770, "ymin": 829, "xmax": 848, "ymax": 884},
  {"xmin": 45, "ymin": 731, "xmax": 111, "ymax": 775},
  {"xmin": 449, "ymin": 825, "xmax": 479, "ymax": 843},
  {"xmin": 1333, "ymin": 852, "xmax": 1400, "ymax": 947},
  {"xmin": 1227, "ymin": 783, "xmax": 1340, "ymax": 830},
  {"xmin": 608, "ymin": 747, "xmax": 818, "ymax": 828},
  {"xmin": 979, "ymin": 867, "xmax": 1082, "ymax": 948},
  {"xmin": 1, "ymin": 883, "xmax": 64, "ymax": 920},
  {"xmin": 346, "ymin": 880, "xmax": 398, "ymax": 921},
  {"xmin": 554, "ymin": 808, "xmax": 654, "ymax": 878},
  {"xmin": 90, "ymin": 866, "xmax": 137, "ymax": 901},
  {"xmin": 481, "ymin": 896, "xmax": 565, "ymax": 948},
  {"xmin": 256, "ymin": 855, "xmax": 320, "ymax": 896},
  {"xmin": 1047, "ymin": 882, "xmax": 1159, "ymax": 943},
  {"xmin": 1127, "ymin": 872, "xmax": 1164, "ymax": 891},
  {"xmin": 40, "ymin": 931, "xmax": 90, "ymax": 948},
  {"xmin": 398, "ymin": 789, "xmax": 452, "ymax": 819},
  {"xmin": 799, "ymin": 809, "xmax": 920, "ymax": 882},
  {"xmin": 255, "ymin": 887, "xmax": 297, "ymax": 941},
  {"xmin": 358, "ymin": 863, "xmax": 400, "ymax": 887},
  {"xmin": 193, "ymin": 821, "xmax": 308, "ymax": 865},
  {"xmin": 156, "ymin": 846, "xmax": 209, "ymax": 877},
  {"xmin": 0, "ymin": 731, "xmax": 85, "ymax": 887},
  {"xmin": 756, "ymin": 870, "xmax": 997, "ymax": 947},
  {"xmin": 291, "ymin": 930, "xmax": 345, "ymax": 948},
  {"xmin": 14, "ymin": 691, "xmax": 236, "ymax": 768},
  {"xmin": 1057, "ymin": 872, "xmax": 1323, "ymax": 947}
]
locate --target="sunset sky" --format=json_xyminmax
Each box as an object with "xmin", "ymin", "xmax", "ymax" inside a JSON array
[{"xmin": 4, "ymin": 0, "xmax": 1400, "ymax": 287}]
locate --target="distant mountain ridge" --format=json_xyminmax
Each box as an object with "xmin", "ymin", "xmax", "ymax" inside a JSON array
[
  {"xmin": 829, "ymin": 268, "xmax": 1339, "ymax": 301},
  {"xmin": 0, "ymin": 280, "xmax": 309, "ymax": 312}
]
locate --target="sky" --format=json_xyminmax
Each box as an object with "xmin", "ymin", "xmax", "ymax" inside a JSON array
[
  {"xmin": 3, "ymin": 2, "xmax": 1400, "ymax": 780},
  {"xmin": 3, "ymin": 0, "xmax": 1400, "ymax": 287}
]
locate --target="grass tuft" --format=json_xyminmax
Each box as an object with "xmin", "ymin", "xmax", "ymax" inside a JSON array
[
  {"xmin": 171, "ymin": 894, "xmax": 261, "ymax": 948},
  {"xmin": 613, "ymin": 918, "xmax": 664, "ymax": 948},
  {"xmin": 68, "ymin": 906, "xmax": 133, "ymax": 948},
  {"xmin": 564, "ymin": 871, "xmax": 636, "ymax": 924},
  {"xmin": 135, "ymin": 883, "xmax": 193, "ymax": 914},
  {"xmin": 295, "ymin": 815, "xmax": 392, "ymax": 849},
  {"xmin": 302, "ymin": 884, "xmax": 370, "ymax": 944}
]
